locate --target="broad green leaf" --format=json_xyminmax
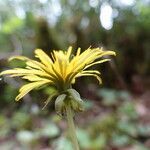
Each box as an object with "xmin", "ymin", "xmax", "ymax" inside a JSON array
[
  {"xmin": 97, "ymin": 88, "xmax": 118, "ymax": 106},
  {"xmin": 76, "ymin": 128, "xmax": 91, "ymax": 149},
  {"xmin": 53, "ymin": 137, "xmax": 73, "ymax": 150},
  {"xmin": 16, "ymin": 130, "xmax": 38, "ymax": 145},
  {"xmin": 112, "ymin": 134, "xmax": 130, "ymax": 146},
  {"xmin": 91, "ymin": 134, "xmax": 107, "ymax": 149},
  {"xmin": 38, "ymin": 122, "xmax": 60, "ymax": 138}
]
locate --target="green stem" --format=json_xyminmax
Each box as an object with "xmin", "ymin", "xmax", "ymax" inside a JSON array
[{"xmin": 66, "ymin": 104, "xmax": 80, "ymax": 150}]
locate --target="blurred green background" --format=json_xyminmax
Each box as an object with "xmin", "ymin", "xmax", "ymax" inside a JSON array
[{"xmin": 0, "ymin": 0, "xmax": 150, "ymax": 150}]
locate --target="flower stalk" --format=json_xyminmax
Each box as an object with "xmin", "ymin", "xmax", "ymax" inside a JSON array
[{"xmin": 66, "ymin": 103, "xmax": 79, "ymax": 150}]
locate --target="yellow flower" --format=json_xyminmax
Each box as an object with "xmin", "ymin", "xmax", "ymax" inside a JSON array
[{"xmin": 0, "ymin": 47, "xmax": 115, "ymax": 110}]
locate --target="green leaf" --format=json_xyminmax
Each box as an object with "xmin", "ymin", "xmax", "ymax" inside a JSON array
[
  {"xmin": 112, "ymin": 134, "xmax": 130, "ymax": 146},
  {"xmin": 53, "ymin": 137, "xmax": 73, "ymax": 150},
  {"xmin": 2, "ymin": 17, "xmax": 23, "ymax": 34},
  {"xmin": 11, "ymin": 112, "xmax": 31, "ymax": 130},
  {"xmin": 76, "ymin": 128, "xmax": 91, "ymax": 149},
  {"xmin": 119, "ymin": 102, "xmax": 138, "ymax": 119},
  {"xmin": 118, "ymin": 121, "xmax": 138, "ymax": 137},
  {"xmin": 16, "ymin": 130, "xmax": 38, "ymax": 145},
  {"xmin": 38, "ymin": 122, "xmax": 60, "ymax": 138},
  {"xmin": 84, "ymin": 99, "xmax": 93, "ymax": 109},
  {"xmin": 137, "ymin": 125, "xmax": 150, "ymax": 136},
  {"xmin": 91, "ymin": 134, "xmax": 107, "ymax": 149},
  {"xmin": 97, "ymin": 88, "xmax": 118, "ymax": 106}
]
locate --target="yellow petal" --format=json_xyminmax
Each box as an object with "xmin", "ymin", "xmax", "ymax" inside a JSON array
[
  {"xmin": 98, "ymin": 51, "xmax": 116, "ymax": 57},
  {"xmin": 84, "ymin": 59, "xmax": 111, "ymax": 69},
  {"xmin": 66, "ymin": 46, "xmax": 72, "ymax": 59},
  {"xmin": 9, "ymin": 55, "xmax": 49, "ymax": 72},
  {"xmin": 0, "ymin": 68, "xmax": 51, "ymax": 78},
  {"xmin": 35, "ymin": 49, "xmax": 52, "ymax": 66},
  {"xmin": 76, "ymin": 47, "xmax": 81, "ymax": 56},
  {"xmin": 81, "ymin": 70, "xmax": 101, "ymax": 75},
  {"xmin": 76, "ymin": 73, "xmax": 102, "ymax": 84},
  {"xmin": 26, "ymin": 60, "xmax": 46, "ymax": 70},
  {"xmin": 22, "ymin": 75, "xmax": 51, "ymax": 82},
  {"xmin": 16, "ymin": 80, "xmax": 50, "ymax": 101},
  {"xmin": 9, "ymin": 56, "xmax": 30, "ymax": 61}
]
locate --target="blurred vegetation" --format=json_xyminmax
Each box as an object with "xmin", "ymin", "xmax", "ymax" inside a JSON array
[{"xmin": 0, "ymin": 0, "xmax": 150, "ymax": 149}]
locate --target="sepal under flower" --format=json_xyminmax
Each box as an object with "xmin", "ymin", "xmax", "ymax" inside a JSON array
[{"xmin": 54, "ymin": 88, "xmax": 84, "ymax": 116}]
